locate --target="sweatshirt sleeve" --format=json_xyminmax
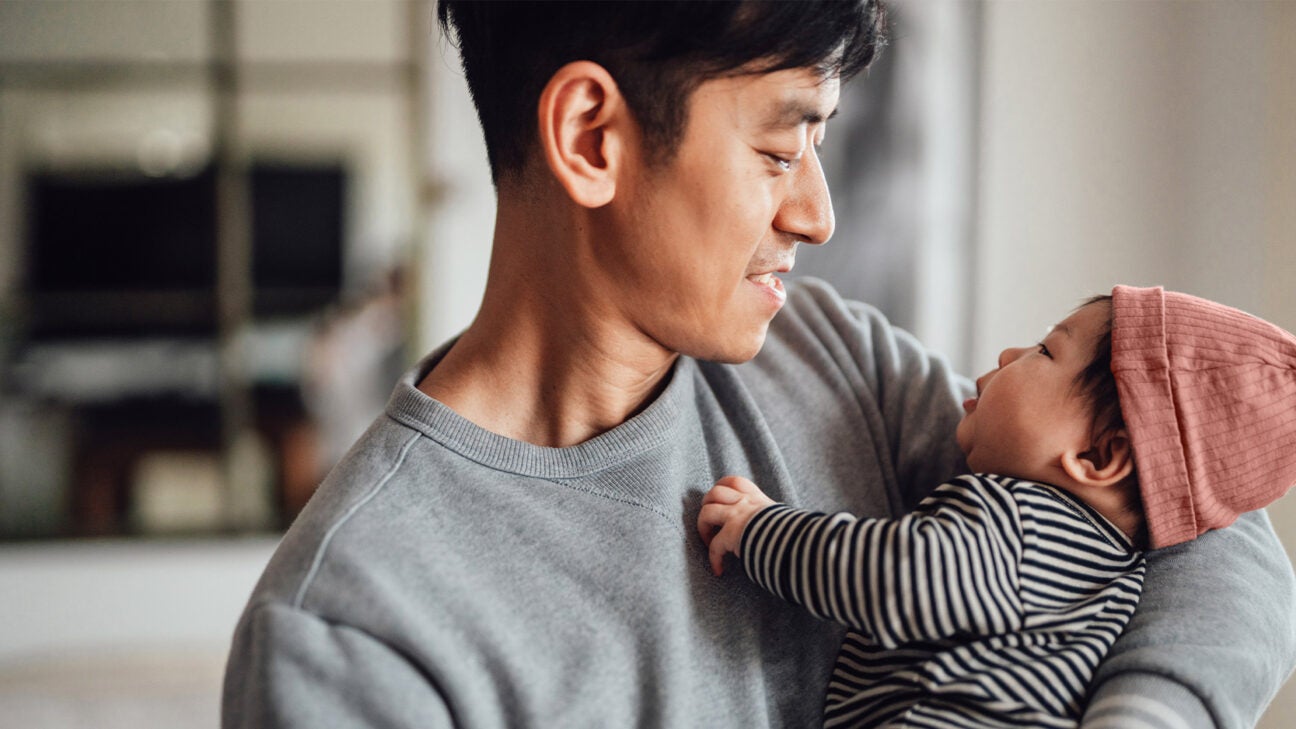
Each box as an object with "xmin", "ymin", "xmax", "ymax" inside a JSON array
[
  {"xmin": 1083, "ymin": 509, "xmax": 1296, "ymax": 729},
  {"xmin": 738, "ymin": 476, "xmax": 1025, "ymax": 649},
  {"xmin": 222, "ymin": 602, "xmax": 454, "ymax": 729},
  {"xmin": 836, "ymin": 297, "xmax": 975, "ymax": 513}
]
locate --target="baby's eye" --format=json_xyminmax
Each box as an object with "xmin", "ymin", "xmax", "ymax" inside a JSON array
[{"xmin": 1037, "ymin": 342, "xmax": 1053, "ymax": 359}]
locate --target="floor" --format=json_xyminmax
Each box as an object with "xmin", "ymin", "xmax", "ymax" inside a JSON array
[
  {"xmin": 0, "ymin": 536, "xmax": 278, "ymax": 729},
  {"xmin": 0, "ymin": 647, "xmax": 226, "ymax": 729}
]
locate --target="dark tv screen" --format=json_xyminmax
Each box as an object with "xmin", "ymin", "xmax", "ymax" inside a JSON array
[
  {"xmin": 27, "ymin": 168, "xmax": 218, "ymax": 293},
  {"xmin": 251, "ymin": 164, "xmax": 345, "ymax": 316},
  {"xmin": 23, "ymin": 163, "xmax": 345, "ymax": 337}
]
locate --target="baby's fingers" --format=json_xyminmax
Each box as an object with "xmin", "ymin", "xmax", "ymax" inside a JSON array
[
  {"xmin": 707, "ymin": 521, "xmax": 741, "ymax": 576},
  {"xmin": 715, "ymin": 475, "xmax": 760, "ymax": 494},
  {"xmin": 709, "ymin": 536, "xmax": 729, "ymax": 577},
  {"xmin": 697, "ymin": 502, "xmax": 728, "ymax": 545},
  {"xmin": 702, "ymin": 483, "xmax": 740, "ymax": 506},
  {"xmin": 699, "ymin": 507, "xmax": 744, "ymax": 576}
]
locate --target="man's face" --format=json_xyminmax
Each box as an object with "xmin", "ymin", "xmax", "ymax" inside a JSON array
[
  {"xmin": 955, "ymin": 302, "xmax": 1109, "ymax": 481},
  {"xmin": 600, "ymin": 66, "xmax": 840, "ymax": 363}
]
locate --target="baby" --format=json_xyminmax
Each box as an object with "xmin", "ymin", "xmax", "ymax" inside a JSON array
[{"xmin": 699, "ymin": 286, "xmax": 1296, "ymax": 728}]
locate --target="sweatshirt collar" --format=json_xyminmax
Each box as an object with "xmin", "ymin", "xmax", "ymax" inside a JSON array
[{"xmin": 385, "ymin": 340, "xmax": 694, "ymax": 481}]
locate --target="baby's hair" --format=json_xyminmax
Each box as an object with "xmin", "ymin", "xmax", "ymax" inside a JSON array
[
  {"xmin": 1074, "ymin": 294, "xmax": 1147, "ymax": 546},
  {"xmin": 1074, "ymin": 296, "xmax": 1124, "ymax": 449}
]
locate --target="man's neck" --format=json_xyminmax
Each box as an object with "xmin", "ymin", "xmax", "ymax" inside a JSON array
[
  {"xmin": 417, "ymin": 194, "xmax": 679, "ymax": 448},
  {"xmin": 419, "ymin": 310, "xmax": 677, "ymax": 448}
]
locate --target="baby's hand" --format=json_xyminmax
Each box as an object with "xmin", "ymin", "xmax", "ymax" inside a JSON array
[{"xmin": 697, "ymin": 475, "xmax": 776, "ymax": 576}]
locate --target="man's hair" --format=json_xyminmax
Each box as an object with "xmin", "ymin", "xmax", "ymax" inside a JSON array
[{"xmin": 436, "ymin": 0, "xmax": 887, "ymax": 184}]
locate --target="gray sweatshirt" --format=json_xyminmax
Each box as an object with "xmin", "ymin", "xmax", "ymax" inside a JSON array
[{"xmin": 223, "ymin": 278, "xmax": 1296, "ymax": 728}]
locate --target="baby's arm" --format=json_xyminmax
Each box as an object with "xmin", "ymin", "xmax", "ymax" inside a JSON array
[{"xmin": 699, "ymin": 474, "xmax": 1026, "ymax": 646}]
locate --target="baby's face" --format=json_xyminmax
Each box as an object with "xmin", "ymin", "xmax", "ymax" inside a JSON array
[{"xmin": 956, "ymin": 302, "xmax": 1108, "ymax": 482}]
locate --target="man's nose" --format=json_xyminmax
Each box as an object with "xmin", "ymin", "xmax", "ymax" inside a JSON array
[{"xmin": 773, "ymin": 149, "xmax": 834, "ymax": 246}]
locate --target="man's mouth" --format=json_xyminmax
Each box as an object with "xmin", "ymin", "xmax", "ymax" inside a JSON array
[{"xmin": 746, "ymin": 272, "xmax": 787, "ymax": 300}]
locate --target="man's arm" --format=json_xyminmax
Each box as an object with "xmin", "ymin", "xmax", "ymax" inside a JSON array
[
  {"xmin": 1084, "ymin": 510, "xmax": 1296, "ymax": 729},
  {"xmin": 223, "ymin": 602, "xmax": 454, "ymax": 728}
]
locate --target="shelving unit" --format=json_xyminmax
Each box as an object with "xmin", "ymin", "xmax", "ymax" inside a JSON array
[{"xmin": 0, "ymin": 0, "xmax": 429, "ymax": 539}]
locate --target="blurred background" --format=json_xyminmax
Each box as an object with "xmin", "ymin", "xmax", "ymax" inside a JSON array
[{"xmin": 0, "ymin": 1, "xmax": 1292, "ymax": 727}]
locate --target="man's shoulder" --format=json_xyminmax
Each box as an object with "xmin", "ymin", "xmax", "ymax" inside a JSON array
[
  {"xmin": 736, "ymin": 276, "xmax": 903, "ymax": 400},
  {"xmin": 771, "ymin": 276, "xmax": 887, "ymax": 338},
  {"xmin": 726, "ymin": 277, "xmax": 857, "ymax": 396},
  {"xmin": 244, "ymin": 415, "xmax": 460, "ymax": 612},
  {"xmin": 757, "ymin": 276, "xmax": 905, "ymax": 371}
]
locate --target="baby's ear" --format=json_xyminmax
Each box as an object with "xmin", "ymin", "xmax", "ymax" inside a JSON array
[{"xmin": 1062, "ymin": 429, "xmax": 1134, "ymax": 488}]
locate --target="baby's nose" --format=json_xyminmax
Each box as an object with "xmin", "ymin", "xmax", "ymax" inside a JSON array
[{"xmin": 998, "ymin": 346, "xmax": 1029, "ymax": 368}]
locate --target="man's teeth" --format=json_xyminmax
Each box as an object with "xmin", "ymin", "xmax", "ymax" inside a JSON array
[{"xmin": 750, "ymin": 273, "xmax": 775, "ymax": 285}]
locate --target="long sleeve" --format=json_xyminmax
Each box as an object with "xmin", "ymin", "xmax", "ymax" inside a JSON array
[
  {"xmin": 222, "ymin": 602, "xmax": 455, "ymax": 729},
  {"xmin": 738, "ymin": 475, "xmax": 1025, "ymax": 649},
  {"xmin": 738, "ymin": 474, "xmax": 1150, "ymax": 727}
]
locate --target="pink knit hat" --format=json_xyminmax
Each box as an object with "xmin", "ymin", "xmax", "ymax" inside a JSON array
[{"xmin": 1111, "ymin": 286, "xmax": 1296, "ymax": 549}]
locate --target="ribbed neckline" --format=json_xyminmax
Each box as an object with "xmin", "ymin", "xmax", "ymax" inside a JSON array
[
  {"xmin": 1035, "ymin": 481, "xmax": 1137, "ymax": 554},
  {"xmin": 384, "ymin": 340, "xmax": 694, "ymax": 481}
]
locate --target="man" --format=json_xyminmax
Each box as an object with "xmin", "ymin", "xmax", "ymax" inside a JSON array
[{"xmin": 223, "ymin": 2, "xmax": 1295, "ymax": 727}]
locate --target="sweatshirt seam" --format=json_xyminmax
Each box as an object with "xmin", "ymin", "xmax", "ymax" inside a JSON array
[
  {"xmin": 386, "ymin": 407, "xmax": 673, "ymax": 481},
  {"xmin": 389, "ymin": 412, "xmax": 684, "ymax": 535},
  {"xmin": 543, "ymin": 477, "xmax": 685, "ymax": 537},
  {"xmin": 291, "ymin": 430, "xmax": 424, "ymax": 610}
]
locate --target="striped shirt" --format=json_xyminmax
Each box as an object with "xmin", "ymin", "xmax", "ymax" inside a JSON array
[{"xmin": 739, "ymin": 473, "xmax": 1146, "ymax": 728}]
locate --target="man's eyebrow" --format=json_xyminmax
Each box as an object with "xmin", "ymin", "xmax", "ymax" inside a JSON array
[{"xmin": 763, "ymin": 103, "xmax": 839, "ymax": 130}]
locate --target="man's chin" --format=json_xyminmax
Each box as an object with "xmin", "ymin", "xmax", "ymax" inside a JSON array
[{"xmin": 684, "ymin": 328, "xmax": 769, "ymax": 364}]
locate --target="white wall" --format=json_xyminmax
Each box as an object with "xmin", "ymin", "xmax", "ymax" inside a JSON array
[
  {"xmin": 976, "ymin": 2, "xmax": 1296, "ymax": 725},
  {"xmin": 414, "ymin": 38, "xmax": 495, "ymax": 354}
]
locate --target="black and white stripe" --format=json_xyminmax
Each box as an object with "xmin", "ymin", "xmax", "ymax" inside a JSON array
[{"xmin": 739, "ymin": 474, "xmax": 1146, "ymax": 728}]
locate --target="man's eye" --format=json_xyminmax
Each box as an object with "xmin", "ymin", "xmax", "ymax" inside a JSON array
[
  {"xmin": 1037, "ymin": 343, "xmax": 1052, "ymax": 358},
  {"xmin": 763, "ymin": 152, "xmax": 794, "ymax": 172}
]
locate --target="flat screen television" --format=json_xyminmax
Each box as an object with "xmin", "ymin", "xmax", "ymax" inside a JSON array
[
  {"xmin": 250, "ymin": 164, "xmax": 345, "ymax": 318},
  {"xmin": 23, "ymin": 163, "xmax": 345, "ymax": 339}
]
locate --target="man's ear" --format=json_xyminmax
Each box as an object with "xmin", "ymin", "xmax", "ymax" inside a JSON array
[
  {"xmin": 536, "ymin": 61, "xmax": 628, "ymax": 209},
  {"xmin": 1061, "ymin": 429, "xmax": 1135, "ymax": 488}
]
